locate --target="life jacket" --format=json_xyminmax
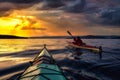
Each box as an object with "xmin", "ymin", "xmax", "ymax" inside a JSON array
[{"xmin": 73, "ymin": 37, "xmax": 83, "ymax": 46}]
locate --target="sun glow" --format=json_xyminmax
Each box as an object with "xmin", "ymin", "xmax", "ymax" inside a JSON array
[{"xmin": 0, "ymin": 10, "xmax": 45, "ymax": 37}]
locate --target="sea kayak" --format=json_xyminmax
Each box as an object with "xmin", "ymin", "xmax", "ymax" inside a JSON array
[
  {"xmin": 19, "ymin": 45, "xmax": 67, "ymax": 80},
  {"xmin": 68, "ymin": 42, "xmax": 102, "ymax": 53}
]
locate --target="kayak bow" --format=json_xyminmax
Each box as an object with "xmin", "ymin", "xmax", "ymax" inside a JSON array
[{"xmin": 20, "ymin": 45, "xmax": 67, "ymax": 80}]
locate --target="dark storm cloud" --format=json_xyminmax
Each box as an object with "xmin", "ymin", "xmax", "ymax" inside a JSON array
[
  {"xmin": 0, "ymin": 0, "xmax": 86, "ymax": 13},
  {"xmin": 63, "ymin": 0, "xmax": 86, "ymax": 13},
  {"xmin": 43, "ymin": 0, "xmax": 64, "ymax": 8},
  {"xmin": 35, "ymin": 0, "xmax": 64, "ymax": 10},
  {"xmin": 0, "ymin": 0, "xmax": 64, "ymax": 16},
  {"xmin": 0, "ymin": 2, "xmax": 16, "ymax": 16},
  {"xmin": 71, "ymin": 0, "xmax": 120, "ymax": 27},
  {"xmin": 35, "ymin": 0, "xmax": 120, "ymax": 27},
  {"xmin": 86, "ymin": 7, "xmax": 120, "ymax": 26},
  {"xmin": 0, "ymin": 2, "xmax": 15, "ymax": 11},
  {"xmin": 35, "ymin": 0, "xmax": 86, "ymax": 12},
  {"xmin": 0, "ymin": 0, "xmax": 43, "ymax": 3},
  {"xmin": 0, "ymin": 0, "xmax": 43, "ymax": 11},
  {"xmin": 0, "ymin": 2, "xmax": 34, "ymax": 16},
  {"xmin": 98, "ymin": 7, "xmax": 120, "ymax": 26},
  {"xmin": 0, "ymin": 0, "xmax": 120, "ymax": 27}
]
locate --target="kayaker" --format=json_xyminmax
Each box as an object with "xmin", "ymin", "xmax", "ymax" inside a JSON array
[
  {"xmin": 73, "ymin": 36, "xmax": 85, "ymax": 46},
  {"xmin": 71, "ymin": 37, "xmax": 85, "ymax": 60}
]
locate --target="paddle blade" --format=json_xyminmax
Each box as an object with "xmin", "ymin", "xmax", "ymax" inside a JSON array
[{"xmin": 67, "ymin": 31, "xmax": 72, "ymax": 36}]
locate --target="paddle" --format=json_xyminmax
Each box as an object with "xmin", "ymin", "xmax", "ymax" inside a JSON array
[{"xmin": 67, "ymin": 31, "xmax": 74, "ymax": 39}]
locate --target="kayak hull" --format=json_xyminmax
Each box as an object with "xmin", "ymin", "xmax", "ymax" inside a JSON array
[{"xmin": 68, "ymin": 42, "xmax": 101, "ymax": 53}]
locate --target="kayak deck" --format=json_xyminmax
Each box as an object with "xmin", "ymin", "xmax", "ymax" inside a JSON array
[
  {"xmin": 20, "ymin": 64, "xmax": 66, "ymax": 80},
  {"xmin": 19, "ymin": 45, "xmax": 67, "ymax": 80}
]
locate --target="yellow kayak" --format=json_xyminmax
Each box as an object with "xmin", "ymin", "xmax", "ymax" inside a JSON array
[{"xmin": 68, "ymin": 42, "xmax": 102, "ymax": 53}]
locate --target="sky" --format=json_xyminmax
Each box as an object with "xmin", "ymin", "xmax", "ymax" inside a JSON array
[{"xmin": 0, "ymin": 0, "xmax": 120, "ymax": 37}]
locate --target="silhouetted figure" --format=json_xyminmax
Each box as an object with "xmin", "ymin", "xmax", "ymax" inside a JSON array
[
  {"xmin": 72, "ymin": 37, "xmax": 85, "ymax": 60},
  {"xmin": 73, "ymin": 37, "xmax": 85, "ymax": 46}
]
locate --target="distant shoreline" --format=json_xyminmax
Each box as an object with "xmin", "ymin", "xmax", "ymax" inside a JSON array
[
  {"xmin": 0, "ymin": 35, "xmax": 27, "ymax": 39},
  {"xmin": 0, "ymin": 35, "xmax": 120, "ymax": 39},
  {"xmin": 29, "ymin": 35, "xmax": 120, "ymax": 39}
]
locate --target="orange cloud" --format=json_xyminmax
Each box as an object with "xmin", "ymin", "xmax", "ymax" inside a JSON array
[{"xmin": 0, "ymin": 10, "xmax": 48, "ymax": 37}]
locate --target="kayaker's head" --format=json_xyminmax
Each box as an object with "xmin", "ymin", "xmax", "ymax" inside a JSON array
[
  {"xmin": 73, "ymin": 37, "xmax": 77, "ymax": 41},
  {"xmin": 77, "ymin": 36, "xmax": 80, "ymax": 39},
  {"xmin": 76, "ymin": 36, "xmax": 81, "ymax": 40},
  {"xmin": 74, "ymin": 36, "xmax": 81, "ymax": 41}
]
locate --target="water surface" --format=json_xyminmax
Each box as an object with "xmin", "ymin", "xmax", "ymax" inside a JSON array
[{"xmin": 0, "ymin": 39, "xmax": 120, "ymax": 80}]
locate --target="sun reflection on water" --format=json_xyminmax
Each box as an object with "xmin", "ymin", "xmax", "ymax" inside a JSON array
[{"xmin": 0, "ymin": 39, "xmax": 67, "ymax": 68}]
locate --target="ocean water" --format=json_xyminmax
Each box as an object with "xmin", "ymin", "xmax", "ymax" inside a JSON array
[{"xmin": 0, "ymin": 39, "xmax": 120, "ymax": 80}]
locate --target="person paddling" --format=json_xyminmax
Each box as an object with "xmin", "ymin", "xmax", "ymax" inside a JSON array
[
  {"xmin": 71, "ymin": 37, "xmax": 85, "ymax": 60},
  {"xmin": 72, "ymin": 36, "xmax": 85, "ymax": 46},
  {"xmin": 67, "ymin": 31, "xmax": 85, "ymax": 60}
]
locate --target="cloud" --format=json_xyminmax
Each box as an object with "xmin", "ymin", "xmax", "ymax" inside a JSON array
[
  {"xmin": 0, "ymin": 2, "xmax": 37, "ymax": 16},
  {"xmin": 98, "ymin": 7, "xmax": 120, "ymax": 26},
  {"xmin": 0, "ymin": 0, "xmax": 42, "ymax": 3},
  {"xmin": 63, "ymin": 0, "xmax": 86, "ymax": 13},
  {"xmin": 0, "ymin": 2, "xmax": 15, "ymax": 11},
  {"xmin": 43, "ymin": 0, "xmax": 64, "ymax": 8},
  {"xmin": 0, "ymin": 0, "xmax": 64, "ymax": 16},
  {"xmin": 86, "ymin": 7, "xmax": 120, "ymax": 26},
  {"xmin": 0, "ymin": 2, "xmax": 16, "ymax": 16},
  {"xmin": 32, "ymin": 0, "xmax": 86, "ymax": 12},
  {"xmin": 33, "ymin": 0, "xmax": 64, "ymax": 10},
  {"xmin": 1, "ymin": 0, "xmax": 120, "ymax": 27},
  {"xmin": 21, "ymin": 27, "xmax": 47, "ymax": 30},
  {"xmin": 0, "ymin": 0, "xmax": 86, "ymax": 13}
]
